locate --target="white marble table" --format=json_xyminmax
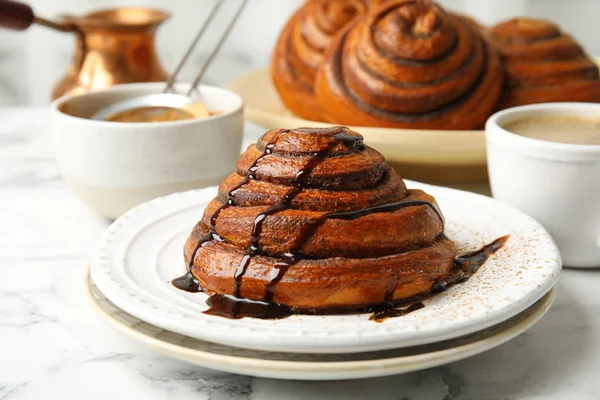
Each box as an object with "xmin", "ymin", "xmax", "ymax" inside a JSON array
[{"xmin": 1, "ymin": 107, "xmax": 599, "ymax": 400}]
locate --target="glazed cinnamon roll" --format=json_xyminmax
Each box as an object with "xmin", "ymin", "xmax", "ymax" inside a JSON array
[
  {"xmin": 271, "ymin": 0, "xmax": 369, "ymax": 121},
  {"xmin": 486, "ymin": 18, "xmax": 600, "ymax": 110},
  {"xmin": 182, "ymin": 126, "xmax": 457, "ymax": 311},
  {"xmin": 314, "ymin": 0, "xmax": 503, "ymax": 130}
]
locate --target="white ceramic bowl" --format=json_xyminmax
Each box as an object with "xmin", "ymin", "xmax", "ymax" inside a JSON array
[
  {"xmin": 50, "ymin": 83, "xmax": 244, "ymax": 219},
  {"xmin": 486, "ymin": 103, "xmax": 600, "ymax": 268}
]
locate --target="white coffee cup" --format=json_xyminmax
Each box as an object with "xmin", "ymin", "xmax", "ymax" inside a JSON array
[
  {"xmin": 51, "ymin": 83, "xmax": 244, "ymax": 220},
  {"xmin": 486, "ymin": 103, "xmax": 600, "ymax": 268}
]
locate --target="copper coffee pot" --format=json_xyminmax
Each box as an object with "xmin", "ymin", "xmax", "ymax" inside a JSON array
[{"xmin": 0, "ymin": 0, "xmax": 169, "ymax": 99}]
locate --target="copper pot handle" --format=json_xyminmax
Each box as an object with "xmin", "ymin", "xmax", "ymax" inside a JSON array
[
  {"xmin": 0, "ymin": 0, "xmax": 34, "ymax": 30},
  {"xmin": 0, "ymin": 0, "xmax": 73, "ymax": 32}
]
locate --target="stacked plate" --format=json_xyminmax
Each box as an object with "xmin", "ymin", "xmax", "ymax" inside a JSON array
[{"xmin": 88, "ymin": 181, "xmax": 561, "ymax": 380}]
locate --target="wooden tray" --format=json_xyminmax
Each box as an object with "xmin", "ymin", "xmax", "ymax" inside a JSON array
[{"xmin": 228, "ymin": 68, "xmax": 488, "ymax": 185}]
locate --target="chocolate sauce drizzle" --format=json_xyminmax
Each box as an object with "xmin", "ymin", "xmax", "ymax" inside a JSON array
[
  {"xmin": 433, "ymin": 235, "xmax": 510, "ymax": 293},
  {"xmin": 198, "ymin": 235, "xmax": 509, "ymax": 321},
  {"xmin": 172, "ymin": 126, "xmax": 495, "ymax": 321},
  {"xmin": 369, "ymin": 302, "xmax": 425, "ymax": 322},
  {"xmin": 176, "ymin": 126, "xmax": 371, "ymax": 299},
  {"xmin": 171, "ymin": 271, "xmax": 202, "ymax": 293},
  {"xmin": 203, "ymin": 293, "xmax": 292, "ymax": 319},
  {"xmin": 172, "ymin": 231, "xmax": 223, "ymax": 293}
]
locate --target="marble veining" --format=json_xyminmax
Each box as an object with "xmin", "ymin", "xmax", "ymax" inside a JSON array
[{"xmin": 1, "ymin": 107, "xmax": 600, "ymax": 399}]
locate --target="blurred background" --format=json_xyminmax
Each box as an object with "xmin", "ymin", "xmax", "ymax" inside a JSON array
[{"xmin": 1, "ymin": 0, "xmax": 599, "ymax": 106}]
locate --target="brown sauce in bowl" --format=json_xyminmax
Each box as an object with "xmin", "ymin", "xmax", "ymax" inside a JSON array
[{"xmin": 107, "ymin": 106, "xmax": 195, "ymax": 122}]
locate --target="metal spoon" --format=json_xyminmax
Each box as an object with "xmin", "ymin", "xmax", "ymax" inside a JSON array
[{"xmin": 91, "ymin": 0, "xmax": 248, "ymax": 121}]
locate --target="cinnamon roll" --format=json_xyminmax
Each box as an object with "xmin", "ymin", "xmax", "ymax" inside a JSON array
[
  {"xmin": 271, "ymin": 0, "xmax": 369, "ymax": 121},
  {"xmin": 314, "ymin": 0, "xmax": 503, "ymax": 130},
  {"xmin": 486, "ymin": 18, "xmax": 600, "ymax": 110},
  {"xmin": 182, "ymin": 126, "xmax": 457, "ymax": 311}
]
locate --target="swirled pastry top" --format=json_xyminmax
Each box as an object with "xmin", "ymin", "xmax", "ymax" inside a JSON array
[
  {"xmin": 486, "ymin": 18, "xmax": 600, "ymax": 109},
  {"xmin": 271, "ymin": 0, "xmax": 369, "ymax": 121},
  {"xmin": 314, "ymin": 0, "xmax": 503, "ymax": 130}
]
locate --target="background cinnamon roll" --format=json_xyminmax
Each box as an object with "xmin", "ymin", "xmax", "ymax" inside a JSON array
[
  {"xmin": 485, "ymin": 18, "xmax": 600, "ymax": 110},
  {"xmin": 314, "ymin": 0, "xmax": 502, "ymax": 130},
  {"xmin": 271, "ymin": 0, "xmax": 369, "ymax": 121},
  {"xmin": 183, "ymin": 126, "xmax": 457, "ymax": 311}
]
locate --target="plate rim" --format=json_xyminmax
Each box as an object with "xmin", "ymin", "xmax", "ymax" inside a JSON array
[
  {"xmin": 90, "ymin": 180, "xmax": 561, "ymax": 353},
  {"xmin": 86, "ymin": 266, "xmax": 557, "ymax": 381}
]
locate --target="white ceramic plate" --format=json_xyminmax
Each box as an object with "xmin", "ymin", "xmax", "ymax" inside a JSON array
[
  {"xmin": 87, "ymin": 270, "xmax": 556, "ymax": 381},
  {"xmin": 90, "ymin": 181, "xmax": 561, "ymax": 354}
]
